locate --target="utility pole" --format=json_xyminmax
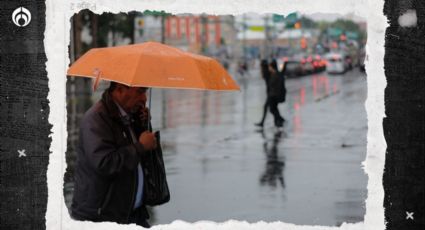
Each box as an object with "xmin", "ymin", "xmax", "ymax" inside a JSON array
[
  {"xmin": 68, "ymin": 14, "xmax": 76, "ymax": 153},
  {"xmin": 128, "ymin": 12, "xmax": 136, "ymax": 44},
  {"xmin": 201, "ymin": 14, "xmax": 208, "ymax": 54},
  {"xmin": 271, "ymin": 18, "xmax": 276, "ymax": 58},
  {"xmin": 74, "ymin": 13, "xmax": 83, "ymax": 59},
  {"xmin": 161, "ymin": 14, "xmax": 166, "ymax": 44},
  {"xmin": 160, "ymin": 13, "xmax": 166, "ymax": 129},
  {"xmin": 91, "ymin": 13, "xmax": 98, "ymax": 48},
  {"xmin": 264, "ymin": 15, "xmax": 270, "ymax": 59},
  {"xmin": 242, "ymin": 14, "xmax": 246, "ymax": 60},
  {"xmin": 66, "ymin": 12, "xmax": 82, "ymax": 185}
]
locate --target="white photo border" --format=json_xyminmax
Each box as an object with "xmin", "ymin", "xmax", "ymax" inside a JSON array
[{"xmin": 45, "ymin": 0, "xmax": 387, "ymax": 229}]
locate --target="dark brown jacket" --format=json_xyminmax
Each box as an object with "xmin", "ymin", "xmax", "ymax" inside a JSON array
[{"xmin": 71, "ymin": 90, "xmax": 149, "ymax": 224}]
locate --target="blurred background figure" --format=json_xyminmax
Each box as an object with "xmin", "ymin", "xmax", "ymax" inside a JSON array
[
  {"xmin": 255, "ymin": 59, "xmax": 271, "ymax": 128},
  {"xmin": 267, "ymin": 59, "xmax": 286, "ymax": 128}
]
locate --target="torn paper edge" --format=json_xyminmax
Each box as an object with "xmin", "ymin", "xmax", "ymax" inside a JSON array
[{"xmin": 45, "ymin": 0, "xmax": 386, "ymax": 229}]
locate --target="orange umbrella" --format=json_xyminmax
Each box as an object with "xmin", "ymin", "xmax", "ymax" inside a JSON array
[{"xmin": 67, "ymin": 41, "xmax": 240, "ymax": 91}]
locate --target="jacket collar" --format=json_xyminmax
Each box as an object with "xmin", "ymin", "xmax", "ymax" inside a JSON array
[{"xmin": 101, "ymin": 89, "xmax": 122, "ymax": 120}]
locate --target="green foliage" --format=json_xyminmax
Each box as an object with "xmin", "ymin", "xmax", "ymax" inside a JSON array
[
  {"xmin": 285, "ymin": 12, "xmax": 298, "ymax": 23},
  {"xmin": 316, "ymin": 19, "xmax": 366, "ymax": 42},
  {"xmin": 299, "ymin": 16, "xmax": 317, "ymax": 28},
  {"xmin": 284, "ymin": 12, "xmax": 298, "ymax": 28},
  {"xmin": 97, "ymin": 12, "xmax": 135, "ymax": 47},
  {"xmin": 332, "ymin": 19, "xmax": 360, "ymax": 32},
  {"xmin": 143, "ymin": 10, "xmax": 172, "ymax": 17}
]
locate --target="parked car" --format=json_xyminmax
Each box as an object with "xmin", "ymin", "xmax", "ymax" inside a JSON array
[
  {"xmin": 295, "ymin": 53, "xmax": 327, "ymax": 75},
  {"xmin": 325, "ymin": 53, "xmax": 348, "ymax": 74},
  {"xmin": 277, "ymin": 57, "xmax": 302, "ymax": 78},
  {"xmin": 358, "ymin": 48, "xmax": 366, "ymax": 72},
  {"xmin": 312, "ymin": 54, "xmax": 327, "ymax": 72},
  {"xmin": 344, "ymin": 54, "xmax": 353, "ymax": 70},
  {"xmin": 284, "ymin": 60, "xmax": 304, "ymax": 78},
  {"xmin": 302, "ymin": 57, "xmax": 315, "ymax": 74}
]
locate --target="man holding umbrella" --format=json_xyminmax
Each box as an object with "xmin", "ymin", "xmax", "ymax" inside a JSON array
[
  {"xmin": 71, "ymin": 82, "xmax": 156, "ymax": 228},
  {"xmin": 67, "ymin": 42, "xmax": 240, "ymax": 227}
]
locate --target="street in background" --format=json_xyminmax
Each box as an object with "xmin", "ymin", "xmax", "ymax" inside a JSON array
[{"xmin": 64, "ymin": 10, "xmax": 367, "ymax": 227}]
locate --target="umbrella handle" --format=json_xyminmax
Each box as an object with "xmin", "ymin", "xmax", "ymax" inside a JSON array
[
  {"xmin": 92, "ymin": 69, "xmax": 102, "ymax": 91},
  {"xmin": 147, "ymin": 88, "xmax": 152, "ymax": 132}
]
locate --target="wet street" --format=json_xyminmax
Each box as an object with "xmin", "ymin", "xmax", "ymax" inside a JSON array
[{"xmin": 147, "ymin": 67, "xmax": 368, "ymax": 226}]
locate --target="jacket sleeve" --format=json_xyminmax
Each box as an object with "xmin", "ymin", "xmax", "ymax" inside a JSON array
[{"xmin": 81, "ymin": 112, "xmax": 146, "ymax": 175}]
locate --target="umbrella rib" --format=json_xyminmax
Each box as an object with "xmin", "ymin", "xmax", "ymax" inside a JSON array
[
  {"xmin": 132, "ymin": 51, "xmax": 144, "ymax": 86},
  {"xmin": 188, "ymin": 56, "xmax": 208, "ymax": 90}
]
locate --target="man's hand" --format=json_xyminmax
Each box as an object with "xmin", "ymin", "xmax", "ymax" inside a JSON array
[{"xmin": 139, "ymin": 131, "xmax": 157, "ymax": 151}]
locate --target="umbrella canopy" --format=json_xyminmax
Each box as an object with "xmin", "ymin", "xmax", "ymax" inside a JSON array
[{"xmin": 67, "ymin": 42, "xmax": 240, "ymax": 91}]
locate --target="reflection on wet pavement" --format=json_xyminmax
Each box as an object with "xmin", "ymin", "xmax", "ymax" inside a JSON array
[
  {"xmin": 259, "ymin": 130, "xmax": 285, "ymax": 189},
  {"xmin": 147, "ymin": 69, "xmax": 368, "ymax": 226}
]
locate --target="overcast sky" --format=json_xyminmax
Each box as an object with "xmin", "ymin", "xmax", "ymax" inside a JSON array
[
  {"xmin": 304, "ymin": 12, "xmax": 366, "ymax": 23},
  {"xmin": 236, "ymin": 12, "xmax": 366, "ymax": 24}
]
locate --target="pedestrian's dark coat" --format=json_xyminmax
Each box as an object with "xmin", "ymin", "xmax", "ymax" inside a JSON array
[
  {"xmin": 71, "ymin": 90, "xmax": 149, "ymax": 224},
  {"xmin": 260, "ymin": 59, "xmax": 271, "ymax": 91},
  {"xmin": 267, "ymin": 71, "xmax": 286, "ymax": 103},
  {"xmin": 256, "ymin": 59, "xmax": 272, "ymax": 126}
]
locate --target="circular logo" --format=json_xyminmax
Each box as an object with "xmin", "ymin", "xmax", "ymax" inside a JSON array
[{"xmin": 12, "ymin": 7, "xmax": 31, "ymax": 27}]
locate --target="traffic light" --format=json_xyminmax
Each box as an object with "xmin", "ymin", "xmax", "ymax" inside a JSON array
[
  {"xmin": 300, "ymin": 37, "xmax": 307, "ymax": 49},
  {"xmin": 294, "ymin": 22, "xmax": 301, "ymax": 29},
  {"xmin": 138, "ymin": 19, "xmax": 144, "ymax": 27}
]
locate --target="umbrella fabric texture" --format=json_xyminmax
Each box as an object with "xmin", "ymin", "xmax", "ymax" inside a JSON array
[{"xmin": 67, "ymin": 42, "xmax": 240, "ymax": 91}]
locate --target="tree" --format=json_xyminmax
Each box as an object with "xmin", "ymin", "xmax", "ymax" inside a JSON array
[
  {"xmin": 316, "ymin": 19, "xmax": 366, "ymax": 44},
  {"xmin": 332, "ymin": 19, "xmax": 360, "ymax": 32},
  {"xmin": 299, "ymin": 16, "xmax": 317, "ymax": 29},
  {"xmin": 329, "ymin": 19, "xmax": 366, "ymax": 42},
  {"xmin": 97, "ymin": 12, "xmax": 135, "ymax": 47}
]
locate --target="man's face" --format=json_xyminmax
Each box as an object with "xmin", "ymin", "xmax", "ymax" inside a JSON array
[{"xmin": 117, "ymin": 86, "xmax": 148, "ymax": 113}]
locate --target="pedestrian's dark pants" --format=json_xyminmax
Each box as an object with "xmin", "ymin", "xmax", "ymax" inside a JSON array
[
  {"xmin": 259, "ymin": 99, "xmax": 269, "ymax": 125},
  {"xmin": 129, "ymin": 206, "xmax": 150, "ymax": 228},
  {"xmin": 269, "ymin": 98, "xmax": 284, "ymax": 127}
]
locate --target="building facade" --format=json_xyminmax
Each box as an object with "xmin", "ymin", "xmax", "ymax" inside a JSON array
[{"xmin": 164, "ymin": 15, "xmax": 236, "ymax": 56}]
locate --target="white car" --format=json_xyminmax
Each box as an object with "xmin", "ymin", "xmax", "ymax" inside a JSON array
[{"xmin": 326, "ymin": 53, "xmax": 347, "ymax": 74}]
